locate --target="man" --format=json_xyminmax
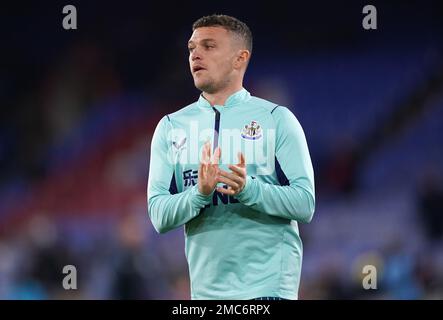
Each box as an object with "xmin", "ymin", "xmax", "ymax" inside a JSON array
[{"xmin": 148, "ymin": 14, "xmax": 315, "ymax": 300}]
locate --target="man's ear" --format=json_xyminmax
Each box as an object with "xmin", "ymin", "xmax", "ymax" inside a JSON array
[{"xmin": 234, "ymin": 50, "xmax": 250, "ymax": 69}]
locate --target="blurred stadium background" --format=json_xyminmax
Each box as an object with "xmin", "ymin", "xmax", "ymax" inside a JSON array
[{"xmin": 1, "ymin": 1, "xmax": 442, "ymax": 299}]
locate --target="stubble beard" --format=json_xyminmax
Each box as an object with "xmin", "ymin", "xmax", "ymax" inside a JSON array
[
  {"xmin": 195, "ymin": 74, "xmax": 231, "ymax": 95},
  {"xmin": 195, "ymin": 76, "xmax": 217, "ymax": 94}
]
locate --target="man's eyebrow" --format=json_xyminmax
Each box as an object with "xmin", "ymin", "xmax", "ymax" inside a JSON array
[
  {"xmin": 201, "ymin": 38, "xmax": 216, "ymax": 43},
  {"xmin": 188, "ymin": 38, "xmax": 217, "ymax": 46}
]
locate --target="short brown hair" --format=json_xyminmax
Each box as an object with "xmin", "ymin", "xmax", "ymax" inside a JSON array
[{"xmin": 192, "ymin": 14, "xmax": 253, "ymax": 53}]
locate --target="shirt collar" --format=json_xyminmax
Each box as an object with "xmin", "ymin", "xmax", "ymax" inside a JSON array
[{"xmin": 197, "ymin": 88, "xmax": 251, "ymax": 108}]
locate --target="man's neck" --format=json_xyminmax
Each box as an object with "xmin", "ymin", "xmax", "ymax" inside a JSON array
[{"xmin": 202, "ymin": 85, "xmax": 243, "ymax": 106}]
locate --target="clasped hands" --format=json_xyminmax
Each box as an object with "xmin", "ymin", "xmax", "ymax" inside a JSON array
[{"xmin": 198, "ymin": 141, "xmax": 246, "ymax": 196}]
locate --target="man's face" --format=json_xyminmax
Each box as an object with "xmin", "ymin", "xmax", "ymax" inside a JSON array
[{"xmin": 188, "ymin": 26, "xmax": 239, "ymax": 94}]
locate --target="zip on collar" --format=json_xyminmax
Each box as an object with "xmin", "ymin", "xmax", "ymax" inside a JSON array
[{"xmin": 197, "ymin": 88, "xmax": 251, "ymax": 109}]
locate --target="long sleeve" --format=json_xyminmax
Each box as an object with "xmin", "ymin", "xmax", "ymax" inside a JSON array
[
  {"xmin": 147, "ymin": 116, "xmax": 212, "ymax": 233},
  {"xmin": 235, "ymin": 106, "xmax": 315, "ymax": 223}
]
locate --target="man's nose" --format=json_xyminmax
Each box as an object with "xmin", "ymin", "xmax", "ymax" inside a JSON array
[{"xmin": 190, "ymin": 49, "xmax": 201, "ymax": 61}]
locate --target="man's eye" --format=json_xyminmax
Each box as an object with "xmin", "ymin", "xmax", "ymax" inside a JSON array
[{"xmin": 188, "ymin": 47, "xmax": 194, "ymax": 52}]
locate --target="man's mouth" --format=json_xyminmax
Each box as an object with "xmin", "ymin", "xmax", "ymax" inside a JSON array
[{"xmin": 192, "ymin": 65, "xmax": 206, "ymax": 73}]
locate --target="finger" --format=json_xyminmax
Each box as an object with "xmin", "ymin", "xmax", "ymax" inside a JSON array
[
  {"xmin": 216, "ymin": 187, "xmax": 235, "ymax": 195},
  {"xmin": 238, "ymin": 152, "xmax": 245, "ymax": 166},
  {"xmin": 201, "ymin": 143, "xmax": 206, "ymax": 164},
  {"xmin": 212, "ymin": 146, "xmax": 221, "ymax": 165},
  {"xmin": 199, "ymin": 162, "xmax": 206, "ymax": 179},
  {"xmin": 218, "ymin": 169, "xmax": 243, "ymax": 184},
  {"xmin": 205, "ymin": 142, "xmax": 212, "ymax": 164},
  {"xmin": 207, "ymin": 141, "xmax": 212, "ymax": 159},
  {"xmin": 228, "ymin": 165, "xmax": 246, "ymax": 178},
  {"xmin": 201, "ymin": 142, "xmax": 210, "ymax": 164},
  {"xmin": 217, "ymin": 176, "xmax": 239, "ymax": 189}
]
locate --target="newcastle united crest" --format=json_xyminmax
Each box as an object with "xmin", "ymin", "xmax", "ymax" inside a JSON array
[{"xmin": 241, "ymin": 120, "xmax": 262, "ymax": 140}]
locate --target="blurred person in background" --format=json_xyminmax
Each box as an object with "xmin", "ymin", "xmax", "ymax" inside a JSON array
[
  {"xmin": 417, "ymin": 167, "xmax": 443, "ymax": 243},
  {"xmin": 147, "ymin": 14, "xmax": 315, "ymax": 300}
]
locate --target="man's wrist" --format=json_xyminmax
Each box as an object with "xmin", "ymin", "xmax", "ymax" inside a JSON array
[
  {"xmin": 235, "ymin": 176, "xmax": 253, "ymax": 202},
  {"xmin": 192, "ymin": 185, "xmax": 213, "ymax": 205}
]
